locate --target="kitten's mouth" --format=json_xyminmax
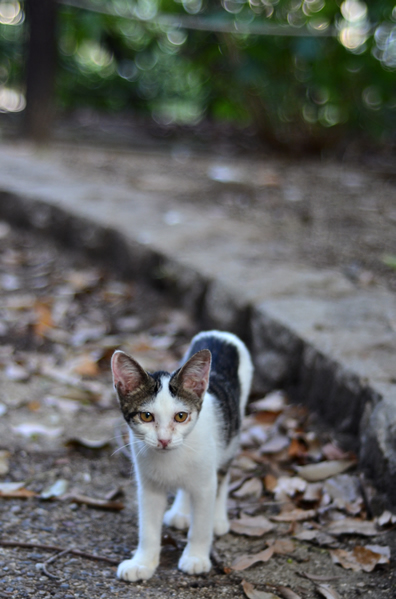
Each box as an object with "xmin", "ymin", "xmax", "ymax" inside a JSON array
[{"xmin": 156, "ymin": 442, "xmax": 180, "ymax": 451}]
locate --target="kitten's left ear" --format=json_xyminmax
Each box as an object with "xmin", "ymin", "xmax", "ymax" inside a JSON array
[
  {"xmin": 111, "ymin": 350, "xmax": 148, "ymax": 396},
  {"xmin": 173, "ymin": 349, "xmax": 211, "ymax": 404}
]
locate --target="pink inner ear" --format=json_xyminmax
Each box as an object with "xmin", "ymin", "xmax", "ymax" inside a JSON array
[
  {"xmin": 180, "ymin": 350, "xmax": 211, "ymax": 399},
  {"xmin": 183, "ymin": 374, "xmax": 208, "ymax": 398},
  {"xmin": 111, "ymin": 351, "xmax": 145, "ymax": 394}
]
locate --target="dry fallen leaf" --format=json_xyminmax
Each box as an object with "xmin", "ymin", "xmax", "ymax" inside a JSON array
[
  {"xmin": 248, "ymin": 425, "xmax": 269, "ymax": 445},
  {"xmin": 249, "ymin": 391, "xmax": 287, "ymax": 413},
  {"xmin": 316, "ymin": 584, "xmax": 341, "ymax": 599},
  {"xmin": 302, "ymin": 482, "xmax": 323, "ymax": 503},
  {"xmin": 322, "ymin": 442, "xmax": 354, "ymax": 461},
  {"xmin": 260, "ymin": 434, "xmax": 290, "ymax": 455},
  {"xmin": 288, "ymin": 437, "xmax": 309, "ymax": 460},
  {"xmin": 273, "ymin": 476, "xmax": 306, "ymax": 500},
  {"xmin": 69, "ymin": 353, "xmax": 100, "ymax": 377},
  {"xmin": 271, "ymin": 508, "xmax": 317, "ymax": 522},
  {"xmin": 242, "ymin": 580, "xmax": 281, "ymax": 599},
  {"xmin": 254, "ymin": 411, "xmax": 280, "ymax": 425},
  {"xmin": 62, "ymin": 492, "xmax": 124, "ymax": 511},
  {"xmin": 0, "ymin": 450, "xmax": 10, "ymax": 475},
  {"xmin": 293, "ymin": 528, "xmax": 338, "ymax": 548},
  {"xmin": 230, "ymin": 514, "xmax": 275, "ymax": 537},
  {"xmin": 34, "ymin": 300, "xmax": 53, "ymax": 337},
  {"xmin": 40, "ymin": 479, "xmax": 69, "ymax": 499},
  {"xmin": 232, "ymin": 455, "xmax": 259, "ymax": 472},
  {"xmin": 365, "ymin": 545, "xmax": 391, "ymax": 560},
  {"xmin": 330, "ymin": 545, "xmax": 390, "ymax": 572},
  {"xmin": 65, "ymin": 269, "xmax": 101, "ymax": 292},
  {"xmin": 376, "ymin": 510, "xmax": 396, "ymax": 527},
  {"xmin": 0, "ymin": 482, "xmax": 36, "ymax": 498},
  {"xmin": 264, "ymin": 474, "xmax": 278, "ymax": 492},
  {"xmin": 296, "ymin": 460, "xmax": 356, "ymax": 482},
  {"xmin": 5, "ymin": 362, "xmax": 30, "ymax": 382},
  {"xmin": 276, "ymin": 586, "xmax": 302, "ymax": 599},
  {"xmin": 233, "ymin": 477, "xmax": 263, "ymax": 499},
  {"xmin": 325, "ymin": 517, "xmax": 378, "ymax": 537},
  {"xmin": 0, "ymin": 482, "xmax": 25, "ymax": 492},
  {"xmin": 231, "ymin": 539, "xmax": 294, "ymax": 571},
  {"xmin": 232, "ymin": 546, "xmax": 275, "ymax": 571}
]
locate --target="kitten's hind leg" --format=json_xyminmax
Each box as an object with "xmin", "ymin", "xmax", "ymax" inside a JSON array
[
  {"xmin": 214, "ymin": 470, "xmax": 230, "ymax": 536},
  {"xmin": 163, "ymin": 489, "xmax": 190, "ymax": 530}
]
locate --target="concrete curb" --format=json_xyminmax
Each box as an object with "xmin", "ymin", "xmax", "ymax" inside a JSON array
[{"xmin": 0, "ymin": 189, "xmax": 395, "ymax": 507}]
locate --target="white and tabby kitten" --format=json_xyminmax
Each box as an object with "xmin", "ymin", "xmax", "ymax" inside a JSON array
[{"xmin": 111, "ymin": 330, "xmax": 253, "ymax": 582}]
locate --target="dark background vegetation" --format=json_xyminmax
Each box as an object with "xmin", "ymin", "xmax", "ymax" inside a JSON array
[{"xmin": 1, "ymin": 0, "xmax": 396, "ymax": 153}]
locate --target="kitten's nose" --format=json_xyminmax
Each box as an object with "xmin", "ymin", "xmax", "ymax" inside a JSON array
[{"xmin": 158, "ymin": 439, "xmax": 170, "ymax": 449}]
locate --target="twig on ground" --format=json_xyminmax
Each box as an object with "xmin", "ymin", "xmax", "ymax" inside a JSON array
[
  {"xmin": 104, "ymin": 486, "xmax": 125, "ymax": 501},
  {"xmin": 40, "ymin": 547, "xmax": 74, "ymax": 580},
  {"xmin": 0, "ymin": 539, "xmax": 119, "ymax": 565}
]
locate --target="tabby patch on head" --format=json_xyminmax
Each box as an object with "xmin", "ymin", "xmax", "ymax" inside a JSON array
[{"xmin": 111, "ymin": 351, "xmax": 158, "ymax": 421}]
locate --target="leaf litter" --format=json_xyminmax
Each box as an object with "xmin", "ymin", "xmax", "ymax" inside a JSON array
[{"xmin": 0, "ymin": 224, "xmax": 394, "ymax": 598}]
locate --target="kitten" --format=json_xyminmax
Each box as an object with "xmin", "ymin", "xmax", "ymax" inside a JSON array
[{"xmin": 111, "ymin": 330, "xmax": 253, "ymax": 582}]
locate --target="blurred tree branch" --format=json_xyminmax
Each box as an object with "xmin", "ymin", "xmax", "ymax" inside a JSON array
[{"xmin": 24, "ymin": 0, "xmax": 57, "ymax": 142}]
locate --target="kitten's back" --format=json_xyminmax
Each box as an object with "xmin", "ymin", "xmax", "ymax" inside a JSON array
[{"xmin": 183, "ymin": 331, "xmax": 253, "ymax": 443}]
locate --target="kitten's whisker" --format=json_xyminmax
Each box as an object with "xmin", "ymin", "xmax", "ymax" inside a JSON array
[
  {"xmin": 111, "ymin": 443, "xmax": 132, "ymax": 457},
  {"xmin": 181, "ymin": 441, "xmax": 199, "ymax": 455},
  {"xmin": 135, "ymin": 444, "xmax": 149, "ymax": 459}
]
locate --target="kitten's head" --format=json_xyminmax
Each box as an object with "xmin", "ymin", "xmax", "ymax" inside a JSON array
[{"xmin": 111, "ymin": 349, "xmax": 211, "ymax": 451}]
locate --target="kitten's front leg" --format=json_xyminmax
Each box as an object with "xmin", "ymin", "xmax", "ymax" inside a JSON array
[
  {"xmin": 178, "ymin": 477, "xmax": 216, "ymax": 575},
  {"xmin": 118, "ymin": 482, "xmax": 167, "ymax": 582}
]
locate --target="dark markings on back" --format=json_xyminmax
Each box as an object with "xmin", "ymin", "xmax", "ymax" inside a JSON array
[{"xmin": 184, "ymin": 334, "xmax": 241, "ymax": 444}]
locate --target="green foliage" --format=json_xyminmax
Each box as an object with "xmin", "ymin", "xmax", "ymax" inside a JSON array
[
  {"xmin": 0, "ymin": 21, "xmax": 24, "ymax": 87},
  {"xmin": 382, "ymin": 254, "xmax": 396, "ymax": 269},
  {"xmin": 1, "ymin": 0, "xmax": 396, "ymax": 147}
]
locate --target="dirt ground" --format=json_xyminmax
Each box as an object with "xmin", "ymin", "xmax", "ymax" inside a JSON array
[{"xmin": 0, "ymin": 225, "xmax": 394, "ymax": 599}]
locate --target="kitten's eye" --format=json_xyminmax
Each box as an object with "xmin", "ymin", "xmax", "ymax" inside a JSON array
[
  {"xmin": 140, "ymin": 412, "xmax": 154, "ymax": 423},
  {"xmin": 174, "ymin": 412, "xmax": 188, "ymax": 423}
]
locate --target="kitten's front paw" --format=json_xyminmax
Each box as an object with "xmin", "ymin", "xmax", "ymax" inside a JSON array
[
  {"xmin": 178, "ymin": 553, "xmax": 211, "ymax": 575},
  {"xmin": 163, "ymin": 509, "xmax": 190, "ymax": 530},
  {"xmin": 214, "ymin": 517, "xmax": 230, "ymax": 536},
  {"xmin": 117, "ymin": 558, "xmax": 156, "ymax": 582}
]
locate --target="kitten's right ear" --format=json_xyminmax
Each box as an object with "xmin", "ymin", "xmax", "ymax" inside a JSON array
[{"xmin": 111, "ymin": 351, "xmax": 148, "ymax": 395}]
